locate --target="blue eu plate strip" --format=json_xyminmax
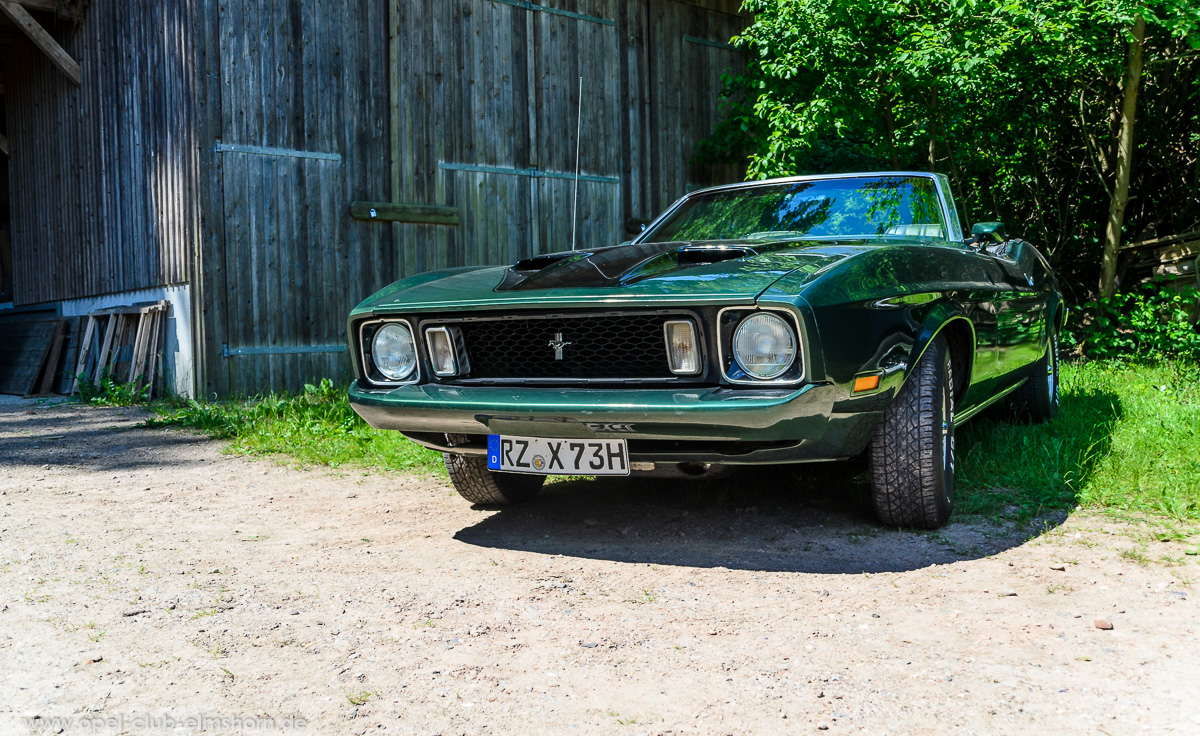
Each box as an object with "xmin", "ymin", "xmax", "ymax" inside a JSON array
[{"xmin": 487, "ymin": 435, "xmax": 501, "ymax": 470}]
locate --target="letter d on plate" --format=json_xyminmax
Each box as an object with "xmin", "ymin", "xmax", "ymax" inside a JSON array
[{"xmin": 487, "ymin": 435, "xmax": 502, "ymax": 467}]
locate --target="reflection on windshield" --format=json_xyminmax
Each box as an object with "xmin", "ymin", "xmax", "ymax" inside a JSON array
[{"xmin": 644, "ymin": 176, "xmax": 946, "ymax": 243}]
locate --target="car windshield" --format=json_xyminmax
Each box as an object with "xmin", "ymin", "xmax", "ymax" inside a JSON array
[{"xmin": 642, "ymin": 175, "xmax": 947, "ymax": 243}]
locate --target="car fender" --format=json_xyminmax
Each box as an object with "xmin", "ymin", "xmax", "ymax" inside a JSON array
[
  {"xmin": 790, "ymin": 289, "xmax": 974, "ymax": 408},
  {"xmin": 897, "ymin": 304, "xmax": 977, "ymax": 402}
]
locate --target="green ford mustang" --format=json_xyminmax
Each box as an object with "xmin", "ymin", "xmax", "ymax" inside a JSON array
[{"xmin": 347, "ymin": 172, "xmax": 1064, "ymax": 529}]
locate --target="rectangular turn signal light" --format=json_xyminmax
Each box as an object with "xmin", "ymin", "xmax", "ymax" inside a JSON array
[{"xmin": 853, "ymin": 374, "xmax": 881, "ymax": 393}]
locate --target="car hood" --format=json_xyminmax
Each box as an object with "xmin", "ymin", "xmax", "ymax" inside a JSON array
[{"xmin": 357, "ymin": 240, "xmax": 883, "ymax": 315}]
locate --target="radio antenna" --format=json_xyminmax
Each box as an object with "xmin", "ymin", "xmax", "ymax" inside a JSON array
[{"xmin": 571, "ymin": 75, "xmax": 583, "ymax": 251}]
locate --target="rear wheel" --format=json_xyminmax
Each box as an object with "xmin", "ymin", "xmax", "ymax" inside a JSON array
[
  {"xmin": 1006, "ymin": 329, "xmax": 1060, "ymax": 423},
  {"xmin": 868, "ymin": 337, "xmax": 955, "ymax": 529},
  {"xmin": 443, "ymin": 434, "xmax": 544, "ymax": 506}
]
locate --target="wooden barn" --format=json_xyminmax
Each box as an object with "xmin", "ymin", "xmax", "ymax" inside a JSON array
[{"xmin": 0, "ymin": 0, "xmax": 747, "ymax": 398}]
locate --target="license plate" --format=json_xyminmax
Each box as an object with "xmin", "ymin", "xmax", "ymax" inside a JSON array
[{"xmin": 487, "ymin": 435, "xmax": 629, "ymax": 476}]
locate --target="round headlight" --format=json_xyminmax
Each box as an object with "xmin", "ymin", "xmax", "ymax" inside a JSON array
[
  {"xmin": 372, "ymin": 323, "xmax": 417, "ymax": 381},
  {"xmin": 732, "ymin": 313, "xmax": 796, "ymax": 379}
]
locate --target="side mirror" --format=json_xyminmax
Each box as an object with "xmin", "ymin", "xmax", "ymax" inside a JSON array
[{"xmin": 971, "ymin": 222, "xmax": 1007, "ymax": 244}]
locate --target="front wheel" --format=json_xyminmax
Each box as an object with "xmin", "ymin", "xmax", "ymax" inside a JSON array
[
  {"xmin": 868, "ymin": 336, "xmax": 956, "ymax": 529},
  {"xmin": 443, "ymin": 435, "xmax": 544, "ymax": 506}
]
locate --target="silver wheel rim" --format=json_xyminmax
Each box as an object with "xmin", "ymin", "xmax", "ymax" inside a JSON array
[
  {"xmin": 941, "ymin": 378, "xmax": 954, "ymax": 505},
  {"xmin": 1047, "ymin": 335, "xmax": 1059, "ymax": 405}
]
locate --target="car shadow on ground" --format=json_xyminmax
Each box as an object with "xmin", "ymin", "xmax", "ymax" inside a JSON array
[
  {"xmin": 454, "ymin": 387, "xmax": 1124, "ymax": 575},
  {"xmin": 452, "ymin": 459, "xmax": 1068, "ymax": 574}
]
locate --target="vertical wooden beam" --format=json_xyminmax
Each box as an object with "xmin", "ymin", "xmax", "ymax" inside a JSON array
[{"xmin": 0, "ymin": 1, "xmax": 81, "ymax": 86}]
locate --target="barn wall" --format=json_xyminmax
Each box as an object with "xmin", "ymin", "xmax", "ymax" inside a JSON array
[
  {"xmin": 195, "ymin": 0, "xmax": 392, "ymax": 397},
  {"xmin": 5, "ymin": 0, "xmax": 199, "ymax": 305},
  {"xmin": 197, "ymin": 0, "xmax": 747, "ymax": 397}
]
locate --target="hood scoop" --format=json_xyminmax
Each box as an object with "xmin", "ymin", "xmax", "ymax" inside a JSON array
[
  {"xmin": 676, "ymin": 246, "xmax": 751, "ymax": 265},
  {"xmin": 512, "ymin": 252, "xmax": 585, "ymax": 273}
]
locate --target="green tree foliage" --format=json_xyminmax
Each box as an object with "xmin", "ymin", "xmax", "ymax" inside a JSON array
[{"xmin": 696, "ymin": 0, "xmax": 1200, "ymax": 298}]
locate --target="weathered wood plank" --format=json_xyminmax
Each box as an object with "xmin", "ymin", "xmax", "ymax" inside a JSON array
[
  {"xmin": 34, "ymin": 319, "xmax": 66, "ymax": 395},
  {"xmin": 92, "ymin": 314, "xmax": 118, "ymax": 383},
  {"xmin": 70, "ymin": 315, "xmax": 97, "ymax": 394},
  {"xmin": 349, "ymin": 201, "xmax": 461, "ymax": 225},
  {"xmin": 1119, "ymin": 231, "xmax": 1200, "ymax": 252},
  {"xmin": 0, "ymin": 1, "xmax": 80, "ymax": 85}
]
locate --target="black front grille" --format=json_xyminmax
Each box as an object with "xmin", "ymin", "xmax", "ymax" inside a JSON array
[{"xmin": 455, "ymin": 314, "xmax": 676, "ymax": 380}]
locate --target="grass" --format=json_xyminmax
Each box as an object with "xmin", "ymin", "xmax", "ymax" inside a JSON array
[
  {"xmin": 148, "ymin": 379, "xmax": 441, "ymax": 472},
  {"xmin": 956, "ymin": 360, "xmax": 1200, "ymax": 520},
  {"xmin": 145, "ymin": 362, "xmax": 1200, "ymax": 522}
]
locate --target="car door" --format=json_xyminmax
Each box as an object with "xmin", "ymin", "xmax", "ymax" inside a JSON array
[{"xmin": 985, "ymin": 241, "xmax": 1048, "ymax": 379}]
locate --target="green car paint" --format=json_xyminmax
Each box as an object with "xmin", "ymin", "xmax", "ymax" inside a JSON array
[{"xmin": 346, "ymin": 172, "xmax": 1062, "ymax": 468}]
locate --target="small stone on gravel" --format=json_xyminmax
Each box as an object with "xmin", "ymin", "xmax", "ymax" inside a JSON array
[
  {"xmin": 1094, "ymin": 618, "xmax": 1114, "ymax": 630},
  {"xmin": 999, "ymin": 590, "xmax": 1017, "ymax": 597}
]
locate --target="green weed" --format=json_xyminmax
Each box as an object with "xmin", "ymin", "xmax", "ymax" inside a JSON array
[
  {"xmin": 345, "ymin": 690, "xmax": 375, "ymax": 706},
  {"xmin": 633, "ymin": 588, "xmax": 658, "ymax": 604},
  {"xmin": 76, "ymin": 370, "xmax": 150, "ymax": 406},
  {"xmin": 1119, "ymin": 548, "xmax": 1151, "ymax": 566},
  {"xmin": 147, "ymin": 378, "xmax": 442, "ymax": 472}
]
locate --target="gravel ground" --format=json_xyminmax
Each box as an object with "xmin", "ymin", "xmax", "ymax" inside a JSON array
[{"xmin": 1, "ymin": 399, "xmax": 1198, "ymax": 735}]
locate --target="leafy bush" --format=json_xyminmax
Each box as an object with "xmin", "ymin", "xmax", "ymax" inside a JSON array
[{"xmin": 1070, "ymin": 281, "xmax": 1200, "ymax": 361}]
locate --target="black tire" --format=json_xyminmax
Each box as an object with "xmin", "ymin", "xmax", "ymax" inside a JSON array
[
  {"xmin": 1006, "ymin": 329, "xmax": 1060, "ymax": 423},
  {"xmin": 443, "ymin": 435, "xmax": 544, "ymax": 506},
  {"xmin": 868, "ymin": 336, "xmax": 955, "ymax": 529}
]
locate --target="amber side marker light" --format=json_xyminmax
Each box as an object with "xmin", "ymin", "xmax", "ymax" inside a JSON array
[{"xmin": 853, "ymin": 374, "xmax": 881, "ymax": 393}]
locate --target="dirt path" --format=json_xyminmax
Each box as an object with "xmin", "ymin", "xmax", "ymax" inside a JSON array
[{"xmin": 1, "ymin": 399, "xmax": 1197, "ymax": 735}]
